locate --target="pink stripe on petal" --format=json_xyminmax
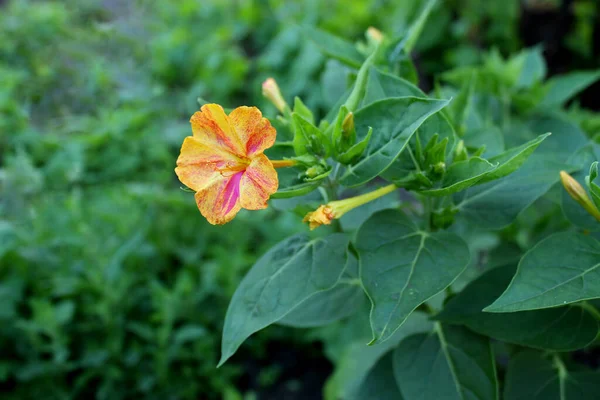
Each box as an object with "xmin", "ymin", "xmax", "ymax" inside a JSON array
[{"xmin": 221, "ymin": 172, "xmax": 243, "ymax": 215}]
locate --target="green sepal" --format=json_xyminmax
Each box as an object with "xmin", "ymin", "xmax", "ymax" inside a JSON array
[{"xmin": 337, "ymin": 127, "xmax": 373, "ymax": 165}]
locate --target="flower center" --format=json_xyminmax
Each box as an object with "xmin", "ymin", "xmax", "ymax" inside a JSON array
[{"xmin": 217, "ymin": 158, "xmax": 250, "ymax": 177}]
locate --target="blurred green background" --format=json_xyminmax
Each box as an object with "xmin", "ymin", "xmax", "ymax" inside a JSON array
[{"xmin": 1, "ymin": 0, "xmax": 598, "ymax": 399}]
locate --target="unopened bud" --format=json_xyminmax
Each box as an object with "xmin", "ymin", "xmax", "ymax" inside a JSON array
[
  {"xmin": 342, "ymin": 112, "xmax": 354, "ymax": 138},
  {"xmin": 560, "ymin": 171, "xmax": 600, "ymax": 222},
  {"xmin": 262, "ymin": 78, "xmax": 288, "ymax": 114},
  {"xmin": 366, "ymin": 27, "xmax": 384, "ymax": 44}
]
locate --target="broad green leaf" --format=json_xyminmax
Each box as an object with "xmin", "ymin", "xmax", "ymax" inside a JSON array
[
  {"xmin": 340, "ymin": 97, "xmax": 450, "ymax": 187},
  {"xmin": 355, "ymin": 209, "xmax": 470, "ymax": 345},
  {"xmin": 351, "ymin": 353, "xmax": 403, "ymax": 400},
  {"xmin": 219, "ymin": 233, "xmax": 349, "ymax": 366},
  {"xmin": 485, "ymin": 232, "xmax": 600, "ymax": 312},
  {"xmin": 479, "ymin": 132, "xmax": 551, "ymax": 183},
  {"xmin": 278, "ymin": 282, "xmax": 364, "ymax": 328},
  {"xmin": 435, "ymin": 265, "xmax": 599, "ymax": 351},
  {"xmin": 292, "ymin": 113, "xmax": 330, "ymax": 156},
  {"xmin": 504, "ymin": 350, "xmax": 600, "ymax": 400},
  {"xmin": 455, "ymin": 116, "xmax": 587, "ymax": 229},
  {"xmin": 539, "ymin": 71, "xmax": 600, "ymax": 108},
  {"xmin": 324, "ymin": 311, "xmax": 432, "ymax": 400},
  {"xmin": 420, "ymin": 157, "xmax": 497, "ymax": 197},
  {"xmin": 304, "ymin": 26, "xmax": 363, "ymax": 68},
  {"xmin": 393, "ymin": 324, "xmax": 498, "ymax": 400},
  {"xmin": 279, "ymin": 256, "xmax": 364, "ymax": 327}
]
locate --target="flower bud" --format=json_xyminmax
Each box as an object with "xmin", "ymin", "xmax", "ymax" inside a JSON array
[
  {"xmin": 341, "ymin": 112, "xmax": 355, "ymax": 138},
  {"xmin": 560, "ymin": 171, "xmax": 600, "ymax": 222},
  {"xmin": 366, "ymin": 27, "xmax": 384, "ymax": 44},
  {"xmin": 262, "ymin": 78, "xmax": 288, "ymax": 114}
]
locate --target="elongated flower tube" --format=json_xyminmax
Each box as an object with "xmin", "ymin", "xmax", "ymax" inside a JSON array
[
  {"xmin": 303, "ymin": 184, "xmax": 398, "ymax": 230},
  {"xmin": 175, "ymin": 104, "xmax": 279, "ymax": 225}
]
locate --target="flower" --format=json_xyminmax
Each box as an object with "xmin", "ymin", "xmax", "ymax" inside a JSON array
[
  {"xmin": 303, "ymin": 184, "xmax": 398, "ymax": 230},
  {"xmin": 175, "ymin": 104, "xmax": 278, "ymax": 225}
]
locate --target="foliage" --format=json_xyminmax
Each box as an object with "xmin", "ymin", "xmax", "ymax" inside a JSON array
[{"xmin": 2, "ymin": 0, "xmax": 600, "ymax": 399}]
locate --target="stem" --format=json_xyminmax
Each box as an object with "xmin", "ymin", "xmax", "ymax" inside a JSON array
[
  {"xmin": 270, "ymin": 159, "xmax": 297, "ymax": 168},
  {"xmin": 332, "ymin": 184, "xmax": 398, "ymax": 215}
]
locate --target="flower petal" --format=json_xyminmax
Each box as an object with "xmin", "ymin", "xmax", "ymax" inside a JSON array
[
  {"xmin": 239, "ymin": 154, "xmax": 278, "ymax": 210},
  {"xmin": 194, "ymin": 171, "xmax": 244, "ymax": 225},
  {"xmin": 190, "ymin": 104, "xmax": 245, "ymax": 155},
  {"xmin": 175, "ymin": 136, "xmax": 241, "ymax": 192},
  {"xmin": 228, "ymin": 106, "xmax": 277, "ymax": 156}
]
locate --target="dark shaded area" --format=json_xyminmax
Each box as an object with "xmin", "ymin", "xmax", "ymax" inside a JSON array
[{"xmin": 520, "ymin": 0, "xmax": 600, "ymax": 111}]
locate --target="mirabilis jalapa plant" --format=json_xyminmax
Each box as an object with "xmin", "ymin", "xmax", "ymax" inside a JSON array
[{"xmin": 176, "ymin": 3, "xmax": 600, "ymax": 398}]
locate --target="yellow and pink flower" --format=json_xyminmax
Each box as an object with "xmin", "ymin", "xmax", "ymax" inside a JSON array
[{"xmin": 175, "ymin": 104, "xmax": 279, "ymax": 225}]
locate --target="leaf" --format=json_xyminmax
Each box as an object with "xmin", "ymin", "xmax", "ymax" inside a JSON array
[
  {"xmin": 219, "ymin": 233, "xmax": 349, "ymax": 366},
  {"xmin": 463, "ymin": 127, "xmax": 505, "ymax": 157},
  {"xmin": 351, "ymin": 353, "xmax": 404, "ymax": 400},
  {"xmin": 485, "ymin": 232, "xmax": 600, "ymax": 312},
  {"xmin": 339, "ymin": 97, "xmax": 450, "ymax": 187},
  {"xmin": 362, "ymin": 68, "xmax": 457, "ymax": 182},
  {"xmin": 479, "ymin": 132, "xmax": 551, "ymax": 183},
  {"xmin": 435, "ymin": 265, "xmax": 599, "ymax": 351},
  {"xmin": 304, "ymin": 26, "xmax": 364, "ymax": 68},
  {"xmin": 539, "ymin": 71, "xmax": 600, "ymax": 108},
  {"xmin": 324, "ymin": 311, "xmax": 432, "ymax": 400},
  {"xmin": 279, "ymin": 255, "xmax": 364, "ymax": 328},
  {"xmin": 420, "ymin": 157, "xmax": 497, "ymax": 197},
  {"xmin": 393, "ymin": 324, "xmax": 498, "ymax": 400},
  {"xmin": 515, "ymin": 46, "xmax": 547, "ymax": 89},
  {"xmin": 355, "ymin": 209, "xmax": 470, "ymax": 345},
  {"xmin": 504, "ymin": 350, "xmax": 600, "ymax": 400},
  {"xmin": 292, "ymin": 113, "xmax": 329, "ymax": 156},
  {"xmin": 455, "ymin": 116, "xmax": 587, "ymax": 229}
]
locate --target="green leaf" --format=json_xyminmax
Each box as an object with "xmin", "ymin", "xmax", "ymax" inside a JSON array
[
  {"xmin": 435, "ymin": 265, "xmax": 599, "ymax": 351},
  {"xmin": 505, "ymin": 350, "xmax": 600, "ymax": 400},
  {"xmin": 304, "ymin": 26, "xmax": 364, "ymax": 68},
  {"xmin": 219, "ymin": 233, "xmax": 349, "ymax": 366},
  {"xmin": 420, "ymin": 157, "xmax": 497, "ymax": 197},
  {"xmin": 455, "ymin": 116, "xmax": 587, "ymax": 229},
  {"xmin": 339, "ymin": 97, "xmax": 450, "ymax": 187},
  {"xmin": 362, "ymin": 68, "xmax": 457, "ymax": 183},
  {"xmin": 292, "ymin": 113, "xmax": 330, "ymax": 156},
  {"xmin": 337, "ymin": 127, "xmax": 373, "ymax": 165},
  {"xmin": 324, "ymin": 311, "xmax": 432, "ymax": 400},
  {"xmin": 279, "ymin": 256, "xmax": 364, "ymax": 327},
  {"xmin": 485, "ymin": 232, "xmax": 600, "ymax": 312},
  {"xmin": 355, "ymin": 209, "xmax": 470, "ymax": 345},
  {"xmin": 479, "ymin": 132, "xmax": 551, "ymax": 183},
  {"xmin": 463, "ymin": 127, "xmax": 505, "ymax": 157},
  {"xmin": 515, "ymin": 46, "xmax": 547, "ymax": 89},
  {"xmin": 393, "ymin": 324, "xmax": 498, "ymax": 400},
  {"xmin": 351, "ymin": 353, "xmax": 404, "ymax": 400},
  {"xmin": 293, "ymin": 96, "xmax": 314, "ymax": 124},
  {"xmin": 539, "ymin": 71, "xmax": 600, "ymax": 108}
]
